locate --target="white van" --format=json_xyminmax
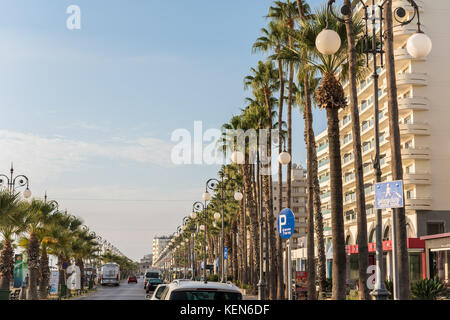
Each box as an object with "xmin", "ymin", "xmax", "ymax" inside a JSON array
[{"xmin": 100, "ymin": 263, "xmax": 121, "ymax": 286}]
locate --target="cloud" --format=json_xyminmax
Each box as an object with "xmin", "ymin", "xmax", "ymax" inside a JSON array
[{"xmin": 0, "ymin": 130, "xmax": 175, "ymax": 181}]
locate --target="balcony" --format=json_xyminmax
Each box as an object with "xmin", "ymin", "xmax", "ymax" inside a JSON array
[
  {"xmin": 404, "ymin": 173, "xmax": 432, "ymax": 185},
  {"xmin": 396, "ymin": 73, "xmax": 428, "ymax": 87},
  {"xmin": 386, "ymin": 147, "xmax": 431, "ymax": 162},
  {"xmin": 399, "ymin": 123, "xmax": 431, "ymax": 136},
  {"xmin": 398, "ymin": 97, "xmax": 429, "ymax": 112},
  {"xmin": 405, "ymin": 197, "xmax": 432, "ymax": 210}
]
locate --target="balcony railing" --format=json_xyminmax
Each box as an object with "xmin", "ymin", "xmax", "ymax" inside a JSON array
[
  {"xmin": 396, "ymin": 73, "xmax": 428, "ymax": 86},
  {"xmin": 404, "ymin": 173, "xmax": 432, "ymax": 185},
  {"xmin": 405, "ymin": 197, "xmax": 432, "ymax": 210},
  {"xmin": 387, "ymin": 147, "xmax": 431, "ymax": 162},
  {"xmin": 399, "ymin": 123, "xmax": 431, "ymax": 136},
  {"xmin": 398, "ymin": 96, "xmax": 429, "ymax": 112}
]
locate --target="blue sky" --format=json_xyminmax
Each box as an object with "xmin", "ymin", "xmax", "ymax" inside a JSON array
[{"xmin": 0, "ymin": 0, "xmax": 326, "ymax": 261}]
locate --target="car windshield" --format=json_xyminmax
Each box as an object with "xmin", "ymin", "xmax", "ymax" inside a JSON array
[
  {"xmin": 149, "ymin": 279, "xmax": 162, "ymax": 283},
  {"xmin": 145, "ymin": 272, "xmax": 159, "ymax": 278},
  {"xmin": 170, "ymin": 290, "xmax": 242, "ymax": 301}
]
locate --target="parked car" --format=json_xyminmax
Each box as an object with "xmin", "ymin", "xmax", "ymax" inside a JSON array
[
  {"xmin": 127, "ymin": 275, "xmax": 138, "ymax": 283},
  {"xmin": 150, "ymin": 284, "xmax": 168, "ymax": 300},
  {"xmin": 146, "ymin": 278, "xmax": 164, "ymax": 293},
  {"xmin": 144, "ymin": 269, "xmax": 161, "ymax": 289},
  {"xmin": 159, "ymin": 281, "xmax": 243, "ymax": 300}
]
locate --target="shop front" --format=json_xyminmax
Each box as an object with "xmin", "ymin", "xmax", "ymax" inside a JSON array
[
  {"xmin": 345, "ymin": 238, "xmax": 426, "ymax": 286},
  {"xmin": 421, "ymin": 233, "xmax": 450, "ymax": 283}
]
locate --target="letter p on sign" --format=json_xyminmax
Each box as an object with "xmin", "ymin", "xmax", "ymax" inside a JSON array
[{"xmin": 279, "ymin": 215, "xmax": 286, "ymax": 233}]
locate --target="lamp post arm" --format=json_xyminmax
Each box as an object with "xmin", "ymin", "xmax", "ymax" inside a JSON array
[{"xmin": 12, "ymin": 174, "xmax": 29, "ymax": 190}]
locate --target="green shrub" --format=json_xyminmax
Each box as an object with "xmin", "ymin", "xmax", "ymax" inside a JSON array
[
  {"xmin": 411, "ymin": 277, "xmax": 448, "ymax": 300},
  {"xmin": 385, "ymin": 279, "xmax": 393, "ymax": 299}
]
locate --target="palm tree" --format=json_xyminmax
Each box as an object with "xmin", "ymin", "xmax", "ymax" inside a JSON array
[
  {"xmin": 19, "ymin": 199, "xmax": 56, "ymax": 300},
  {"xmin": 342, "ymin": 0, "xmax": 370, "ymax": 300},
  {"xmin": 383, "ymin": 0, "xmax": 410, "ymax": 300},
  {"xmin": 252, "ymin": 18, "xmax": 290, "ymax": 301},
  {"xmin": 0, "ymin": 191, "xmax": 22, "ymax": 291},
  {"xmin": 244, "ymin": 62, "xmax": 280, "ymax": 299},
  {"xmin": 268, "ymin": 0, "xmax": 312, "ymax": 300},
  {"xmin": 221, "ymin": 115, "xmax": 256, "ymax": 288},
  {"xmin": 287, "ymin": 8, "xmax": 349, "ymax": 299}
]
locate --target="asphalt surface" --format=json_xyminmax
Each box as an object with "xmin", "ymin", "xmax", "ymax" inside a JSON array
[{"xmin": 74, "ymin": 277, "xmax": 148, "ymax": 300}]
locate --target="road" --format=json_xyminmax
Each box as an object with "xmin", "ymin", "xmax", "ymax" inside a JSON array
[{"xmin": 75, "ymin": 278, "xmax": 148, "ymax": 300}]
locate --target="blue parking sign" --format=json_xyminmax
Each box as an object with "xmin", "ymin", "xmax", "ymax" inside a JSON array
[
  {"xmin": 375, "ymin": 180, "xmax": 404, "ymax": 209},
  {"xmin": 277, "ymin": 208, "xmax": 295, "ymax": 239}
]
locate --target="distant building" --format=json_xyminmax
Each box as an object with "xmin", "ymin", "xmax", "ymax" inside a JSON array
[
  {"xmin": 139, "ymin": 254, "xmax": 153, "ymax": 274},
  {"xmin": 152, "ymin": 236, "xmax": 172, "ymax": 265}
]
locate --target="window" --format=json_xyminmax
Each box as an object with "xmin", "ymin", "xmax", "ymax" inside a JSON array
[
  {"xmin": 383, "ymin": 226, "xmax": 391, "ymax": 241},
  {"xmin": 427, "ymin": 222, "xmax": 444, "ymax": 236},
  {"xmin": 404, "ymin": 115, "xmax": 412, "ymax": 124}
]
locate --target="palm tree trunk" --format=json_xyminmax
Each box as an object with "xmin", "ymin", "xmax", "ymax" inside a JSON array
[
  {"xmin": 76, "ymin": 258, "xmax": 85, "ymax": 290},
  {"xmin": 39, "ymin": 247, "xmax": 50, "ymax": 299},
  {"xmin": 26, "ymin": 232, "xmax": 40, "ymax": 300},
  {"xmin": 384, "ymin": 0, "xmax": 410, "ymax": 300},
  {"xmin": 242, "ymin": 157, "xmax": 259, "ymax": 292},
  {"xmin": 231, "ymin": 220, "xmax": 238, "ymax": 281},
  {"xmin": 343, "ymin": 0, "xmax": 370, "ymax": 300},
  {"xmin": 277, "ymin": 54, "xmax": 285, "ymax": 301},
  {"xmin": 326, "ymin": 106, "xmax": 346, "ymax": 300},
  {"xmin": 304, "ymin": 77, "xmax": 317, "ymax": 300},
  {"xmin": 0, "ymin": 238, "xmax": 14, "ymax": 290}
]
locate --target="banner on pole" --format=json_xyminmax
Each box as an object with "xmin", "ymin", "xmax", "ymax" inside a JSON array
[
  {"xmin": 49, "ymin": 271, "xmax": 59, "ymax": 294},
  {"xmin": 13, "ymin": 254, "xmax": 23, "ymax": 288}
]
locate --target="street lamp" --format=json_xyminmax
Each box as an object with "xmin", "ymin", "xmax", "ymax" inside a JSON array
[
  {"xmin": 278, "ymin": 149, "xmax": 293, "ymax": 300},
  {"xmin": 319, "ymin": 0, "xmax": 432, "ymax": 300},
  {"xmin": 193, "ymin": 201, "xmax": 209, "ymax": 283},
  {"xmin": 44, "ymin": 191, "xmax": 59, "ymax": 210},
  {"xmin": 0, "ymin": 163, "xmax": 32, "ymax": 198}
]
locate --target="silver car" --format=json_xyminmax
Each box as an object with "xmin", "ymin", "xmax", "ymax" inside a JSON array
[{"xmin": 159, "ymin": 281, "xmax": 243, "ymax": 300}]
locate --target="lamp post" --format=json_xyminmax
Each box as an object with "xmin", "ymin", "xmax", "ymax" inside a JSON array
[
  {"xmin": 190, "ymin": 211, "xmax": 198, "ymax": 280},
  {"xmin": 204, "ymin": 174, "xmax": 242, "ymax": 283},
  {"xmin": 318, "ymin": 0, "xmax": 432, "ymax": 300},
  {"xmin": 0, "ymin": 163, "xmax": 32, "ymax": 198},
  {"xmin": 278, "ymin": 147, "xmax": 292, "ymax": 300},
  {"xmin": 193, "ymin": 201, "xmax": 210, "ymax": 283}
]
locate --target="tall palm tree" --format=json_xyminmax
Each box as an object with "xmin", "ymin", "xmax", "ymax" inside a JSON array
[
  {"xmin": 342, "ymin": 0, "xmax": 370, "ymax": 300},
  {"xmin": 267, "ymin": 0, "xmax": 305, "ymax": 299},
  {"xmin": 289, "ymin": 8, "xmax": 349, "ymax": 299},
  {"xmin": 252, "ymin": 23, "xmax": 287, "ymax": 298},
  {"xmin": 244, "ymin": 61, "xmax": 280, "ymax": 299},
  {"xmin": 221, "ymin": 115, "xmax": 256, "ymax": 288},
  {"xmin": 0, "ymin": 191, "xmax": 22, "ymax": 291},
  {"xmin": 383, "ymin": 0, "xmax": 410, "ymax": 300}
]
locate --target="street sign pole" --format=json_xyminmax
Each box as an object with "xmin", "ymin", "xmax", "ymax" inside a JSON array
[
  {"xmin": 277, "ymin": 208, "xmax": 295, "ymax": 301},
  {"xmin": 392, "ymin": 208, "xmax": 399, "ymax": 300},
  {"xmin": 287, "ymin": 238, "xmax": 292, "ymax": 300},
  {"xmin": 374, "ymin": 180, "xmax": 404, "ymax": 300}
]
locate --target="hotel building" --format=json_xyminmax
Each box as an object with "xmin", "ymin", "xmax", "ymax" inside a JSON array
[{"xmin": 294, "ymin": 0, "xmax": 450, "ymax": 284}]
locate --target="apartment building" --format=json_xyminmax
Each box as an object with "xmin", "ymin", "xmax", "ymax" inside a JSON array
[
  {"xmin": 152, "ymin": 236, "xmax": 172, "ymax": 265},
  {"xmin": 296, "ymin": 0, "xmax": 450, "ymax": 283}
]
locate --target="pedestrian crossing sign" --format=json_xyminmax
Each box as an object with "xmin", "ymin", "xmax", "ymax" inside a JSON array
[{"xmin": 375, "ymin": 180, "xmax": 404, "ymax": 209}]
